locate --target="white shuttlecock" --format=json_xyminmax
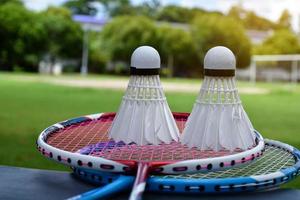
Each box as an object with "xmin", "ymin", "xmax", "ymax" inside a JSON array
[
  {"xmin": 109, "ymin": 46, "xmax": 180, "ymax": 145},
  {"xmin": 181, "ymin": 46, "xmax": 256, "ymax": 151}
]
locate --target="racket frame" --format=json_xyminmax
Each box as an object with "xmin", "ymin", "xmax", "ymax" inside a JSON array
[
  {"xmin": 72, "ymin": 139, "xmax": 300, "ymax": 196},
  {"xmin": 37, "ymin": 112, "xmax": 265, "ymax": 174}
]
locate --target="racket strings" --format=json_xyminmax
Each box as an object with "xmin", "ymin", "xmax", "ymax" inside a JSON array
[
  {"xmin": 46, "ymin": 113, "xmax": 252, "ymax": 162},
  {"xmin": 47, "ymin": 115, "xmax": 113, "ymax": 152},
  {"xmin": 162, "ymin": 145, "xmax": 295, "ymax": 179},
  {"xmin": 87, "ymin": 141, "xmax": 233, "ymax": 161}
]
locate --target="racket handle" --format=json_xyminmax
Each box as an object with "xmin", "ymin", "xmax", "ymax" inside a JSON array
[
  {"xmin": 68, "ymin": 175, "xmax": 134, "ymax": 200},
  {"xmin": 129, "ymin": 162, "xmax": 150, "ymax": 200}
]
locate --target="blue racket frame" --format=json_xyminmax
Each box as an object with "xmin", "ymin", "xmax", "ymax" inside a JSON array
[{"xmin": 70, "ymin": 139, "xmax": 300, "ymax": 200}]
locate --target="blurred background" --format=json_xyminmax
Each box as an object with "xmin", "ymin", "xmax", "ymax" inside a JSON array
[{"xmin": 0, "ymin": 0, "xmax": 300, "ymax": 188}]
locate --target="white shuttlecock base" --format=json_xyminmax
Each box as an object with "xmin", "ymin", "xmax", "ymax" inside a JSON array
[
  {"xmin": 181, "ymin": 76, "xmax": 256, "ymax": 151},
  {"xmin": 109, "ymin": 75, "xmax": 179, "ymax": 145}
]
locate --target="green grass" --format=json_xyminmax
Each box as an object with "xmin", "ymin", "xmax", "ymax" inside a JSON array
[{"xmin": 0, "ymin": 73, "xmax": 300, "ymax": 188}]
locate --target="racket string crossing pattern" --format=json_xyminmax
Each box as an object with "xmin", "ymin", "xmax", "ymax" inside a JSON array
[
  {"xmin": 47, "ymin": 113, "xmax": 243, "ymax": 162},
  {"xmin": 163, "ymin": 145, "xmax": 295, "ymax": 179}
]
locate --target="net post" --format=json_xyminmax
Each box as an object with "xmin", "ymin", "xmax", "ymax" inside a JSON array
[
  {"xmin": 250, "ymin": 58, "xmax": 256, "ymax": 84},
  {"xmin": 81, "ymin": 29, "xmax": 89, "ymax": 76},
  {"xmin": 291, "ymin": 60, "xmax": 298, "ymax": 84}
]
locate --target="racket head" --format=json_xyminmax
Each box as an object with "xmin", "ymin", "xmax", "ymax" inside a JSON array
[
  {"xmin": 73, "ymin": 139, "xmax": 300, "ymax": 193},
  {"xmin": 37, "ymin": 112, "xmax": 265, "ymax": 174}
]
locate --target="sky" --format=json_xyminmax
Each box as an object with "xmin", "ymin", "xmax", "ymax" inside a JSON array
[{"xmin": 23, "ymin": 0, "xmax": 300, "ymax": 31}]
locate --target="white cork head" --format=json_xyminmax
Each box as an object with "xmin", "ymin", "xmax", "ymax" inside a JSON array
[
  {"xmin": 204, "ymin": 46, "xmax": 236, "ymax": 70},
  {"xmin": 131, "ymin": 46, "xmax": 160, "ymax": 69}
]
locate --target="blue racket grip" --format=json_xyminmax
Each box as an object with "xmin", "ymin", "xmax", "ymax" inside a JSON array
[{"xmin": 68, "ymin": 176, "xmax": 135, "ymax": 200}]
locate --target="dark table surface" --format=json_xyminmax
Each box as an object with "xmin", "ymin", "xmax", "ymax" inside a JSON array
[{"xmin": 1, "ymin": 165, "xmax": 300, "ymax": 200}]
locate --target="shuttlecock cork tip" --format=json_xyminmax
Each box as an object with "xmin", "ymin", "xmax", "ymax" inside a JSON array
[
  {"xmin": 131, "ymin": 46, "xmax": 160, "ymax": 69},
  {"xmin": 204, "ymin": 46, "xmax": 236, "ymax": 77}
]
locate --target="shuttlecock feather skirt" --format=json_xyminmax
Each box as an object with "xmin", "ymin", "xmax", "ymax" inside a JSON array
[
  {"xmin": 181, "ymin": 103, "xmax": 255, "ymax": 151},
  {"xmin": 181, "ymin": 77, "xmax": 256, "ymax": 151},
  {"xmin": 109, "ymin": 75, "xmax": 179, "ymax": 145}
]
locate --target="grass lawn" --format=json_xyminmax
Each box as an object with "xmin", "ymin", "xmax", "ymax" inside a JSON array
[{"xmin": 0, "ymin": 73, "xmax": 300, "ymax": 188}]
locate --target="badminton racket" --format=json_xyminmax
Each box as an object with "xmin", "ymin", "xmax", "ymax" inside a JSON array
[
  {"xmin": 71, "ymin": 139, "xmax": 300, "ymax": 199},
  {"xmin": 37, "ymin": 112, "xmax": 264, "ymax": 200}
]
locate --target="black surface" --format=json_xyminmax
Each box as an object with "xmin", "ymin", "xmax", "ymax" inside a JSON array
[
  {"xmin": 130, "ymin": 67, "xmax": 160, "ymax": 75},
  {"xmin": 0, "ymin": 165, "xmax": 300, "ymax": 200}
]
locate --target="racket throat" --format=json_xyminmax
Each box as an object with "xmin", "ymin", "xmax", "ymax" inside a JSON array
[{"xmin": 129, "ymin": 162, "xmax": 151, "ymax": 200}]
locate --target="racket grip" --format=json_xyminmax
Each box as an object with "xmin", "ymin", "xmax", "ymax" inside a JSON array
[
  {"xmin": 68, "ymin": 175, "xmax": 134, "ymax": 200},
  {"xmin": 129, "ymin": 163, "xmax": 150, "ymax": 200}
]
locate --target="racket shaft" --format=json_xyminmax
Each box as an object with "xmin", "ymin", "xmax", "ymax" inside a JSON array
[
  {"xmin": 129, "ymin": 162, "xmax": 150, "ymax": 200},
  {"xmin": 68, "ymin": 176, "xmax": 134, "ymax": 200}
]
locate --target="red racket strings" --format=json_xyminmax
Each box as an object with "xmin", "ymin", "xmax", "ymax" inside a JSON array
[{"xmin": 46, "ymin": 113, "xmax": 253, "ymax": 165}]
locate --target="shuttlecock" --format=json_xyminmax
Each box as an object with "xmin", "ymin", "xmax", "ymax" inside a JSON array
[
  {"xmin": 109, "ymin": 46, "xmax": 179, "ymax": 145},
  {"xmin": 181, "ymin": 46, "xmax": 256, "ymax": 151}
]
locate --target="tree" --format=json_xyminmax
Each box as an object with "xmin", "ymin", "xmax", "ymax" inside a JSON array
[
  {"xmin": 276, "ymin": 9, "xmax": 292, "ymax": 30},
  {"xmin": 100, "ymin": 16, "xmax": 201, "ymax": 76},
  {"xmin": 97, "ymin": 0, "xmax": 133, "ymax": 16},
  {"xmin": 64, "ymin": 0, "xmax": 136, "ymax": 16},
  {"xmin": 191, "ymin": 14, "xmax": 252, "ymax": 68},
  {"xmin": 0, "ymin": 0, "xmax": 22, "ymax": 5},
  {"xmin": 227, "ymin": 5, "xmax": 243, "ymax": 20},
  {"xmin": 254, "ymin": 29, "xmax": 300, "ymax": 55},
  {"xmin": 156, "ymin": 5, "xmax": 195, "ymax": 23},
  {"xmin": 88, "ymin": 32, "xmax": 109, "ymax": 73},
  {"xmin": 156, "ymin": 6, "xmax": 209, "ymax": 23},
  {"xmin": 100, "ymin": 16, "xmax": 158, "ymax": 63},
  {"xmin": 0, "ymin": 3, "xmax": 45, "ymax": 71},
  {"xmin": 63, "ymin": 0, "xmax": 98, "ymax": 16},
  {"xmin": 39, "ymin": 7, "xmax": 83, "ymax": 73},
  {"xmin": 156, "ymin": 24, "xmax": 199, "ymax": 77},
  {"xmin": 131, "ymin": 0, "xmax": 160, "ymax": 18},
  {"xmin": 228, "ymin": 6, "xmax": 275, "ymax": 30},
  {"xmin": 244, "ymin": 11, "xmax": 274, "ymax": 30}
]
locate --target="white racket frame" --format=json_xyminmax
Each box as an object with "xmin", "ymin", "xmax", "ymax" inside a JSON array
[{"xmin": 37, "ymin": 112, "xmax": 265, "ymax": 174}]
